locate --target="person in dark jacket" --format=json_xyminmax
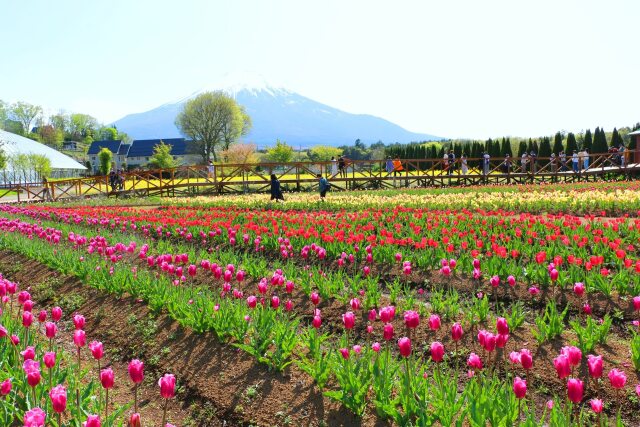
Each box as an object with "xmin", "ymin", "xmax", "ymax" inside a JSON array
[
  {"xmin": 270, "ymin": 174, "xmax": 284, "ymax": 202},
  {"xmin": 317, "ymin": 173, "xmax": 329, "ymax": 201}
]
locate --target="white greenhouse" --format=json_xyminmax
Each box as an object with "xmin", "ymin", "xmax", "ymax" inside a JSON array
[{"xmin": 0, "ymin": 129, "xmax": 87, "ymax": 185}]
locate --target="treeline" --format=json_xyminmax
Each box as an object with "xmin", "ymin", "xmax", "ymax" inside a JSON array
[
  {"xmin": 385, "ymin": 124, "xmax": 639, "ymax": 162},
  {"xmin": 0, "ymin": 99, "xmax": 128, "ymax": 151}
]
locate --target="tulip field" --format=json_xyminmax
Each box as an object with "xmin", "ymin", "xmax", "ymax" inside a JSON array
[{"xmin": 1, "ymin": 181, "xmax": 640, "ymax": 426}]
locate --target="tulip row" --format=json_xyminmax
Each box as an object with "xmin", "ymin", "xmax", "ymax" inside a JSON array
[{"xmin": 0, "ymin": 274, "xmax": 179, "ymax": 426}]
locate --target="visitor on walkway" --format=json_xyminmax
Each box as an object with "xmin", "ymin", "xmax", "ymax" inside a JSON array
[
  {"xmin": 583, "ymin": 149, "xmax": 590, "ymax": 170},
  {"xmin": 330, "ymin": 156, "xmax": 338, "ymax": 177},
  {"xmin": 572, "ymin": 151, "xmax": 579, "ymax": 173},
  {"xmin": 207, "ymin": 160, "xmax": 215, "ymax": 180},
  {"xmin": 385, "ymin": 156, "xmax": 394, "ymax": 176},
  {"xmin": 578, "ymin": 149, "xmax": 586, "ymax": 171},
  {"xmin": 442, "ymin": 152, "xmax": 449, "ymax": 173},
  {"xmin": 550, "ymin": 153, "xmax": 558, "ymax": 174},
  {"xmin": 559, "ymin": 151, "xmax": 567, "ymax": 171},
  {"xmin": 619, "ymin": 144, "xmax": 626, "ymax": 167},
  {"xmin": 393, "ymin": 157, "xmax": 404, "ymax": 187},
  {"xmin": 317, "ymin": 174, "xmax": 329, "ymax": 201},
  {"xmin": 521, "ymin": 152, "xmax": 528, "ymax": 172},
  {"xmin": 482, "ymin": 152, "xmax": 490, "ymax": 176},
  {"xmin": 447, "ymin": 150, "xmax": 456, "ymax": 175},
  {"xmin": 501, "ymin": 154, "xmax": 511, "ymax": 174},
  {"xmin": 270, "ymin": 174, "xmax": 284, "ymax": 202},
  {"xmin": 529, "ymin": 151, "xmax": 537, "ymax": 174},
  {"xmin": 338, "ymin": 156, "xmax": 346, "ymax": 178},
  {"xmin": 460, "ymin": 154, "xmax": 468, "ymax": 175}
]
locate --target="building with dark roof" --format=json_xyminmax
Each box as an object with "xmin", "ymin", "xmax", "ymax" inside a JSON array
[
  {"xmin": 126, "ymin": 138, "xmax": 199, "ymax": 168},
  {"xmin": 87, "ymin": 140, "xmax": 124, "ymax": 173}
]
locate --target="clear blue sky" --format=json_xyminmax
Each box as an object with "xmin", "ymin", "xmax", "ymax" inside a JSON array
[{"xmin": 1, "ymin": 0, "xmax": 638, "ymax": 139}]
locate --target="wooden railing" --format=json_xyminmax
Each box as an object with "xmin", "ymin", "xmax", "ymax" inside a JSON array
[{"xmin": 0, "ymin": 150, "xmax": 637, "ymax": 203}]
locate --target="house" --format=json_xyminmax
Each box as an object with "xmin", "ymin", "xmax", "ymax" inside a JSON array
[
  {"xmin": 126, "ymin": 138, "xmax": 200, "ymax": 169},
  {"xmin": 87, "ymin": 140, "xmax": 123, "ymax": 174},
  {"xmin": 62, "ymin": 141, "xmax": 86, "ymax": 152},
  {"xmin": 117, "ymin": 143, "xmax": 131, "ymax": 169}
]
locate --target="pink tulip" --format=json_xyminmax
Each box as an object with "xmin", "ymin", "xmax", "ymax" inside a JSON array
[
  {"xmin": 496, "ymin": 334, "xmax": 509, "ymax": 348},
  {"xmin": 73, "ymin": 314, "xmax": 85, "ymax": 330},
  {"xmin": 246, "ymin": 295, "xmax": 257, "ymax": 309},
  {"xmin": 49, "ymin": 385, "xmax": 67, "ymax": 413},
  {"xmin": 352, "ymin": 345, "xmax": 362, "ymax": 354},
  {"xmin": 489, "ymin": 275, "xmax": 500, "ymax": 288},
  {"xmin": 23, "ymin": 407, "xmax": 46, "ymax": 427},
  {"xmin": 23, "ymin": 300, "xmax": 34, "ymax": 312},
  {"xmin": 22, "ymin": 311, "xmax": 33, "ymax": 328},
  {"xmin": 0, "ymin": 378, "xmax": 11, "ymax": 395},
  {"xmin": 520, "ymin": 349, "xmax": 533, "ymax": 370},
  {"xmin": 550, "ymin": 269, "xmax": 559, "ymax": 281},
  {"xmin": 608, "ymin": 368, "xmax": 627, "ymax": 389},
  {"xmin": 528, "ymin": 286, "xmax": 540, "ymax": 296},
  {"xmin": 553, "ymin": 354, "xmax": 571, "ymax": 379},
  {"xmin": 45, "ymin": 322, "xmax": 57, "ymax": 339},
  {"xmin": 430, "ymin": 341, "xmax": 444, "ymax": 362},
  {"xmin": 509, "ymin": 351, "xmax": 522, "ymax": 365},
  {"xmin": 398, "ymin": 337, "xmax": 412, "ymax": 358},
  {"xmin": 567, "ymin": 378, "xmax": 584, "ymax": 403},
  {"xmin": 561, "ymin": 346, "xmax": 582, "ymax": 367},
  {"xmin": 312, "ymin": 315, "xmax": 322, "ymax": 328},
  {"xmin": 51, "ymin": 306, "xmax": 62, "ymax": 322},
  {"xmin": 270, "ymin": 295, "xmax": 280, "ymax": 309},
  {"xmin": 633, "ymin": 296, "xmax": 640, "ymax": 311},
  {"xmin": 10, "ymin": 335, "xmax": 19, "ymax": 346},
  {"xmin": 368, "ymin": 309, "xmax": 377, "ymax": 322},
  {"xmin": 383, "ymin": 323, "xmax": 394, "ymax": 341},
  {"xmin": 472, "ymin": 258, "xmax": 480, "ymax": 269},
  {"xmin": 128, "ymin": 359, "xmax": 144, "ymax": 384},
  {"xmin": 428, "ymin": 314, "xmax": 441, "ymax": 331},
  {"xmin": 507, "ymin": 275, "xmax": 516, "ymax": 287},
  {"xmin": 73, "ymin": 330, "xmax": 86, "ymax": 348},
  {"xmin": 21, "ymin": 346, "xmax": 35, "ymax": 361},
  {"xmin": 467, "ymin": 352, "xmax": 483, "ymax": 370},
  {"xmin": 158, "ymin": 374, "xmax": 176, "ymax": 399},
  {"xmin": 513, "ymin": 377, "xmax": 527, "ymax": 399},
  {"xmin": 83, "ymin": 414, "xmax": 101, "ymax": 427},
  {"xmin": 583, "ymin": 303, "xmax": 592, "ymax": 315},
  {"xmin": 371, "ymin": 342, "xmax": 381, "ymax": 352},
  {"xmin": 403, "ymin": 310, "xmax": 420, "ymax": 329},
  {"xmin": 285, "ymin": 300, "xmax": 293, "ymax": 311},
  {"xmin": 129, "ymin": 413, "xmax": 142, "ymax": 427},
  {"xmin": 44, "ymin": 352, "xmax": 56, "ymax": 369},
  {"xmin": 590, "ymin": 398, "xmax": 603, "ymax": 414},
  {"xmin": 496, "ymin": 317, "xmax": 509, "ymax": 335},
  {"xmin": 38, "ymin": 310, "xmax": 47, "ymax": 323},
  {"xmin": 89, "ymin": 341, "xmax": 104, "ymax": 360},
  {"xmin": 350, "ymin": 298, "xmax": 361, "ymax": 311},
  {"xmin": 342, "ymin": 312, "xmax": 355, "ymax": 329},
  {"xmin": 379, "ymin": 306, "xmax": 395, "ymax": 323},
  {"xmin": 100, "ymin": 368, "xmax": 114, "ymax": 389},
  {"xmin": 451, "ymin": 322, "xmax": 463, "ymax": 341},
  {"xmin": 339, "ymin": 348, "xmax": 350, "ymax": 359},
  {"xmin": 310, "ymin": 292, "xmax": 320, "ymax": 305},
  {"xmin": 573, "ymin": 282, "xmax": 585, "ymax": 297},
  {"xmin": 587, "ymin": 354, "xmax": 603, "ymax": 378}
]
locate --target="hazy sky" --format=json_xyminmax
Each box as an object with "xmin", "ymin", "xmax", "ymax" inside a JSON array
[{"xmin": 1, "ymin": 0, "xmax": 638, "ymax": 139}]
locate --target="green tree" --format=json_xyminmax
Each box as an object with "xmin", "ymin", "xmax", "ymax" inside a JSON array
[
  {"xmin": 307, "ymin": 145, "xmax": 343, "ymax": 162},
  {"xmin": 10, "ymin": 154, "xmax": 30, "ymax": 182},
  {"xmin": 68, "ymin": 113, "xmax": 99, "ymax": 141},
  {"xmin": 97, "ymin": 147, "xmax": 113, "ymax": 176},
  {"xmin": 566, "ymin": 133, "xmax": 578, "ymax": 154},
  {"xmin": 175, "ymin": 91, "xmax": 251, "ymax": 162},
  {"xmin": 592, "ymin": 127, "xmax": 608, "ymax": 153},
  {"xmin": 0, "ymin": 138, "xmax": 7, "ymax": 169},
  {"xmin": 266, "ymin": 139, "xmax": 294, "ymax": 162},
  {"xmin": 0, "ymin": 100, "xmax": 7, "ymax": 129},
  {"xmin": 27, "ymin": 154, "xmax": 51, "ymax": 180},
  {"xmin": 582, "ymin": 129, "xmax": 592, "ymax": 151},
  {"xmin": 517, "ymin": 141, "xmax": 527, "ymax": 157},
  {"xmin": 99, "ymin": 127, "xmax": 118, "ymax": 141},
  {"xmin": 611, "ymin": 127, "xmax": 624, "ymax": 148},
  {"xmin": 9, "ymin": 101, "xmax": 42, "ymax": 135},
  {"xmin": 552, "ymin": 132, "xmax": 564, "ymax": 154},
  {"xmin": 38, "ymin": 125, "xmax": 64, "ymax": 149},
  {"xmin": 539, "ymin": 136, "xmax": 552, "ymax": 158},
  {"xmin": 147, "ymin": 141, "xmax": 180, "ymax": 169}
]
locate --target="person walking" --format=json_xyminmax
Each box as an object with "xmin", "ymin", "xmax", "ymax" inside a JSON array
[
  {"xmin": 583, "ymin": 149, "xmax": 590, "ymax": 170},
  {"xmin": 447, "ymin": 150, "xmax": 456, "ymax": 175},
  {"xmin": 482, "ymin": 152, "xmax": 490, "ymax": 176},
  {"xmin": 317, "ymin": 174, "xmax": 329, "ymax": 201},
  {"xmin": 270, "ymin": 174, "xmax": 284, "ymax": 202},
  {"xmin": 572, "ymin": 150, "xmax": 579, "ymax": 173}
]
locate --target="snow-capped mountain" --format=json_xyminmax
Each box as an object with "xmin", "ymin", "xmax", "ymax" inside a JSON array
[{"xmin": 112, "ymin": 74, "xmax": 441, "ymax": 147}]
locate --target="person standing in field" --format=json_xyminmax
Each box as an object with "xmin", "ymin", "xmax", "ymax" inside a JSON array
[
  {"xmin": 460, "ymin": 153, "xmax": 468, "ymax": 175},
  {"xmin": 317, "ymin": 173, "xmax": 329, "ymax": 201},
  {"xmin": 270, "ymin": 174, "xmax": 284, "ymax": 202}
]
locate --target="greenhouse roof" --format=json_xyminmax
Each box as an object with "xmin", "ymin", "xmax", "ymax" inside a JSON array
[{"xmin": 0, "ymin": 130, "xmax": 87, "ymax": 170}]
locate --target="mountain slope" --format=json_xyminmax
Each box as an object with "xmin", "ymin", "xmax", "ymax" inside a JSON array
[{"xmin": 113, "ymin": 84, "xmax": 442, "ymax": 147}]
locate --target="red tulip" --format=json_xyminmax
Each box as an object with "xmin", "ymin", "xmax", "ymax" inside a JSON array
[
  {"xmin": 513, "ymin": 377, "xmax": 527, "ymax": 399},
  {"xmin": 0, "ymin": 378, "xmax": 11, "ymax": 395},
  {"xmin": 567, "ymin": 378, "xmax": 584, "ymax": 403},
  {"xmin": 49, "ymin": 385, "xmax": 67, "ymax": 413},
  {"xmin": 430, "ymin": 341, "xmax": 444, "ymax": 362},
  {"xmin": 158, "ymin": 374, "xmax": 176, "ymax": 399},
  {"xmin": 587, "ymin": 354, "xmax": 603, "ymax": 378},
  {"xmin": 128, "ymin": 359, "xmax": 144, "ymax": 384},
  {"xmin": 583, "ymin": 303, "xmax": 592, "ymax": 315},
  {"xmin": 129, "ymin": 413, "xmax": 142, "ymax": 427},
  {"xmin": 339, "ymin": 348, "xmax": 350, "ymax": 359},
  {"xmin": 398, "ymin": 337, "xmax": 412, "ymax": 358}
]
